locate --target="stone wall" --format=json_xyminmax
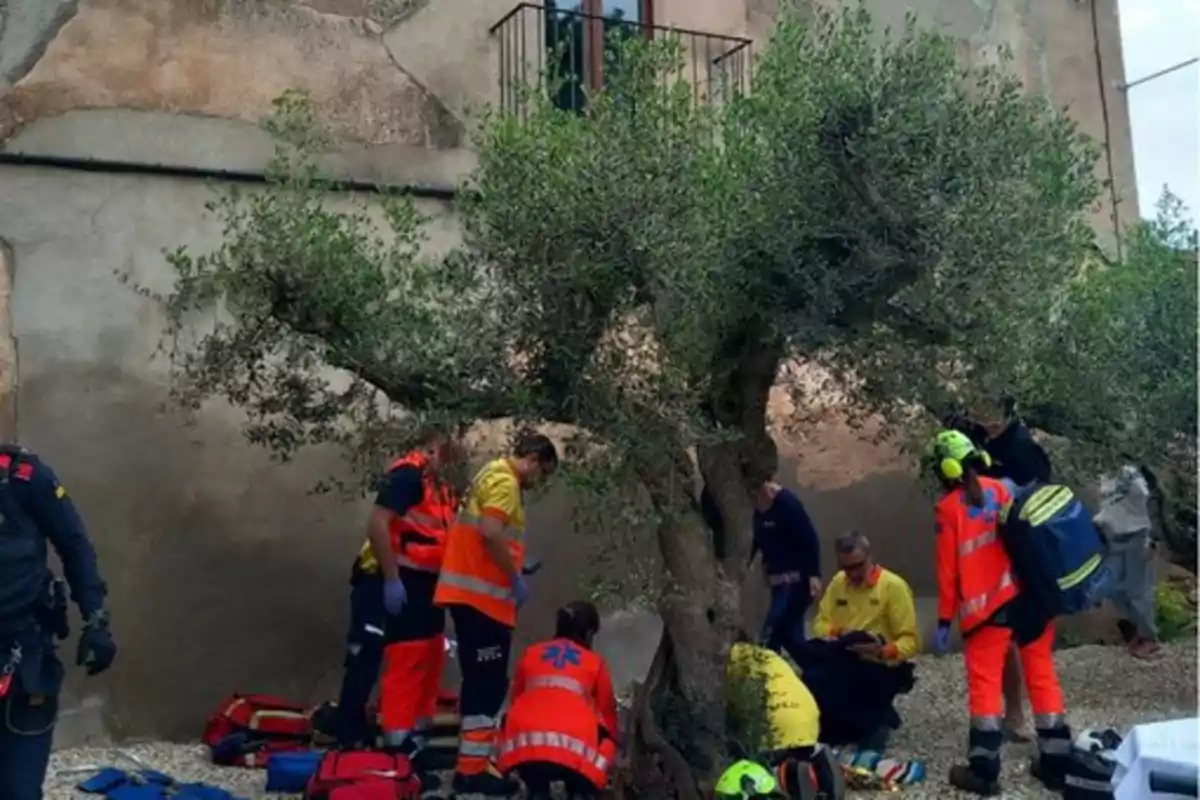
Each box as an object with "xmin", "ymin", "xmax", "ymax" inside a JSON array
[{"xmin": 0, "ymin": 0, "xmax": 1137, "ymax": 742}]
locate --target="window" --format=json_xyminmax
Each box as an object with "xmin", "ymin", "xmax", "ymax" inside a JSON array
[{"xmin": 545, "ymin": 0, "xmax": 654, "ymax": 112}]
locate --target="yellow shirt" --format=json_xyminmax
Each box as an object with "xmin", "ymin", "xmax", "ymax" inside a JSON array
[
  {"xmin": 812, "ymin": 566, "xmax": 919, "ymax": 661},
  {"xmin": 726, "ymin": 643, "xmax": 819, "ymax": 751},
  {"xmin": 466, "ymin": 458, "xmax": 525, "ymax": 535}
]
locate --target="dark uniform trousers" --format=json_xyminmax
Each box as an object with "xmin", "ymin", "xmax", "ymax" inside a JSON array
[
  {"xmin": 451, "ymin": 604, "xmax": 512, "ymax": 773},
  {"xmin": 0, "ymin": 625, "xmax": 64, "ymax": 800},
  {"xmin": 335, "ymin": 569, "xmax": 387, "ymax": 748}
]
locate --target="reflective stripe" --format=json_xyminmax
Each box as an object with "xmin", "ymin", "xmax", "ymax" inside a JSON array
[
  {"xmin": 382, "ymin": 729, "xmax": 412, "ymax": 747},
  {"xmin": 402, "ymin": 509, "xmax": 446, "ymax": 529},
  {"xmin": 396, "ymin": 555, "xmax": 439, "ymax": 573},
  {"xmin": 1038, "ymin": 737, "xmax": 1072, "ymax": 755},
  {"xmin": 961, "ymin": 572, "xmax": 1014, "ymax": 618},
  {"xmin": 438, "ymin": 570, "xmax": 512, "ymax": 601},
  {"xmin": 1021, "ymin": 486, "xmax": 1074, "ymax": 526},
  {"xmin": 363, "ymin": 624, "xmax": 385, "ymax": 637},
  {"xmin": 525, "ymin": 675, "xmax": 589, "ymax": 696},
  {"xmin": 1033, "ymin": 713, "xmax": 1066, "ymax": 729},
  {"xmin": 459, "ymin": 740, "xmax": 495, "ymax": 757},
  {"xmin": 968, "ymin": 746, "xmax": 1000, "ymax": 761},
  {"xmin": 499, "ymin": 730, "xmax": 610, "ymax": 772},
  {"xmin": 768, "ymin": 571, "xmax": 802, "ymax": 586},
  {"xmin": 456, "ymin": 513, "xmax": 524, "ymax": 542},
  {"xmin": 959, "ymin": 530, "xmax": 997, "ymax": 558},
  {"xmin": 461, "ymin": 714, "xmax": 497, "ymax": 732},
  {"xmin": 1059, "ymin": 554, "xmax": 1102, "ymax": 590},
  {"xmin": 970, "ymin": 715, "xmax": 1003, "ymax": 732}
]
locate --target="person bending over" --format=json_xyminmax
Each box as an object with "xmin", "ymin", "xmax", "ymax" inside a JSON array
[{"xmin": 497, "ymin": 601, "xmax": 619, "ymax": 800}]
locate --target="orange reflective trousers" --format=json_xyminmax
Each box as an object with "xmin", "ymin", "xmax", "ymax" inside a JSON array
[
  {"xmin": 963, "ymin": 622, "xmax": 1064, "ymax": 724},
  {"xmin": 962, "ymin": 621, "xmax": 1070, "ymax": 783},
  {"xmin": 380, "ymin": 569, "xmax": 447, "ymax": 748}
]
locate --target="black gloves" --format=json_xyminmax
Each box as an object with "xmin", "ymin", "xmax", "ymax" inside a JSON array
[{"xmin": 77, "ymin": 612, "xmax": 116, "ymax": 676}]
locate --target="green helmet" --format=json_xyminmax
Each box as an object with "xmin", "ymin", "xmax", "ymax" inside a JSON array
[{"xmin": 715, "ymin": 760, "xmax": 779, "ymax": 799}]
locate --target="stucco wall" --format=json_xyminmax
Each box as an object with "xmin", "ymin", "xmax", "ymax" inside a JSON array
[{"xmin": 0, "ymin": 0, "xmax": 1137, "ymax": 742}]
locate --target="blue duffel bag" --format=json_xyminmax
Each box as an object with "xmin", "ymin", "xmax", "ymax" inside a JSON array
[
  {"xmin": 265, "ymin": 749, "xmax": 325, "ymax": 793},
  {"xmin": 1003, "ymin": 483, "xmax": 1114, "ymax": 618}
]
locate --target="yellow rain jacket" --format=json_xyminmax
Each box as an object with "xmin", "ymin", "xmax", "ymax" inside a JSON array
[{"xmin": 726, "ymin": 642, "xmax": 819, "ymax": 751}]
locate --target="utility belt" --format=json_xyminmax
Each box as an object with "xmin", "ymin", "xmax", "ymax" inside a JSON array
[
  {"xmin": 0, "ymin": 577, "xmax": 66, "ymax": 701},
  {"xmin": 0, "ymin": 574, "xmax": 69, "ymax": 645}
]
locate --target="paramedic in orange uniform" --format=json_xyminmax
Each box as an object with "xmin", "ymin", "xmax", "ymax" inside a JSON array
[
  {"xmin": 333, "ymin": 432, "xmax": 457, "ymax": 750},
  {"xmin": 497, "ymin": 601, "xmax": 618, "ymax": 800},
  {"xmin": 375, "ymin": 437, "xmax": 462, "ymax": 755},
  {"xmin": 930, "ymin": 430, "xmax": 1072, "ymax": 796},
  {"xmin": 434, "ymin": 432, "xmax": 559, "ymax": 796}
]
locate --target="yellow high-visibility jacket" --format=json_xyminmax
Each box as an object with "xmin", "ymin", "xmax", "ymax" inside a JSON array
[
  {"xmin": 812, "ymin": 566, "xmax": 919, "ymax": 662},
  {"xmin": 726, "ymin": 643, "xmax": 819, "ymax": 751}
]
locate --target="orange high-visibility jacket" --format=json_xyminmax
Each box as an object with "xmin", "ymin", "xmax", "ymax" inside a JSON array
[
  {"xmin": 385, "ymin": 451, "xmax": 458, "ymax": 573},
  {"xmin": 497, "ymin": 638, "xmax": 619, "ymax": 789},
  {"xmin": 936, "ymin": 476, "xmax": 1018, "ymax": 634},
  {"xmin": 433, "ymin": 458, "xmax": 526, "ymax": 627}
]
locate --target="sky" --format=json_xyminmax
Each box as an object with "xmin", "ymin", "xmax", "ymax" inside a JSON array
[{"xmin": 1117, "ymin": 0, "xmax": 1199, "ymax": 223}]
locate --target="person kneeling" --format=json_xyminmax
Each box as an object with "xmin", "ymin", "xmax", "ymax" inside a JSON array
[
  {"xmin": 726, "ymin": 637, "xmax": 845, "ymax": 799},
  {"xmin": 802, "ymin": 532, "xmax": 918, "ymax": 752},
  {"xmin": 497, "ymin": 601, "xmax": 618, "ymax": 800}
]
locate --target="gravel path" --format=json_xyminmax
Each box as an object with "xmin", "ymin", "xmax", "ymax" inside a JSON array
[{"xmin": 45, "ymin": 641, "xmax": 1198, "ymax": 799}]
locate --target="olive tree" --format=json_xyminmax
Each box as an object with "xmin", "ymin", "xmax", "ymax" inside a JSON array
[{"xmin": 157, "ymin": 6, "xmax": 1102, "ymax": 795}]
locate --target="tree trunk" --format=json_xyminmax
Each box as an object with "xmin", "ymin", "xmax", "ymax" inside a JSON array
[
  {"xmin": 626, "ymin": 449, "xmax": 737, "ymax": 798},
  {"xmin": 619, "ymin": 329, "xmax": 782, "ymax": 796}
]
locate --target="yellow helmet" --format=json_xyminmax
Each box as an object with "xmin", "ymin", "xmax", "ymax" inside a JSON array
[
  {"xmin": 928, "ymin": 429, "xmax": 992, "ymax": 481},
  {"xmin": 714, "ymin": 760, "xmax": 780, "ymax": 799}
]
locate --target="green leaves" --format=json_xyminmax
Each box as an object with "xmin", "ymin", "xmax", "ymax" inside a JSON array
[{"xmin": 156, "ymin": 6, "xmax": 1139, "ymax": 508}]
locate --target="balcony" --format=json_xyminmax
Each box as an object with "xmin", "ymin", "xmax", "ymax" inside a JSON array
[{"xmin": 489, "ymin": 2, "xmax": 753, "ymax": 114}]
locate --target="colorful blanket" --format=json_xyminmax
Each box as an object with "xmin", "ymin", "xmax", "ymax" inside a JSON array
[{"xmin": 828, "ymin": 746, "xmax": 927, "ymax": 790}]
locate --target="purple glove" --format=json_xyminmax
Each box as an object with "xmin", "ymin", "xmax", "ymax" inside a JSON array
[
  {"xmin": 512, "ymin": 576, "xmax": 530, "ymax": 609},
  {"xmin": 383, "ymin": 577, "xmax": 407, "ymax": 616},
  {"xmin": 933, "ymin": 623, "xmax": 951, "ymax": 654}
]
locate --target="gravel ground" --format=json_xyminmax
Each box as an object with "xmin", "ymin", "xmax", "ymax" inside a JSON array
[{"xmin": 45, "ymin": 641, "xmax": 1198, "ymax": 799}]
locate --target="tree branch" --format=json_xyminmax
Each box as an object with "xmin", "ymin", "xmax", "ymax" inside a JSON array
[{"xmin": 265, "ymin": 271, "xmax": 523, "ymax": 420}]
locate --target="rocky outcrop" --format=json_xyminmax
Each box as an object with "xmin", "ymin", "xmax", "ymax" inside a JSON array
[{"xmin": 0, "ymin": 0, "xmax": 461, "ymax": 146}]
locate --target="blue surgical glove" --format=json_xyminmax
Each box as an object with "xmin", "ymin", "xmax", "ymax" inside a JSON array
[
  {"xmin": 383, "ymin": 577, "xmax": 407, "ymax": 616},
  {"xmin": 512, "ymin": 576, "xmax": 530, "ymax": 609},
  {"xmin": 933, "ymin": 623, "xmax": 951, "ymax": 654}
]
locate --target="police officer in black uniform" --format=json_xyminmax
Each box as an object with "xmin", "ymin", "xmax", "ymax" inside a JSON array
[{"xmin": 0, "ymin": 445, "xmax": 116, "ymax": 800}]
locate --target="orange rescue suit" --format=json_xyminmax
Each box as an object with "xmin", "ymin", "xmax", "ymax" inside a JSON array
[
  {"xmin": 935, "ymin": 476, "xmax": 1019, "ymax": 634},
  {"xmin": 496, "ymin": 638, "xmax": 619, "ymax": 789},
  {"xmin": 388, "ymin": 450, "xmax": 457, "ymax": 572},
  {"xmin": 378, "ymin": 450, "xmax": 458, "ymax": 747}
]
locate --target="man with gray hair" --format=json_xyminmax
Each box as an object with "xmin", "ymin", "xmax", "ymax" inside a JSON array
[{"xmin": 803, "ymin": 531, "xmax": 918, "ymax": 750}]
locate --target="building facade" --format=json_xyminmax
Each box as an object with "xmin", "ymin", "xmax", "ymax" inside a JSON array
[{"xmin": 0, "ymin": 0, "xmax": 1135, "ymax": 742}]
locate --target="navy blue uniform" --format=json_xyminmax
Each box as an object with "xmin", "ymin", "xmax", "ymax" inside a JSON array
[
  {"xmin": 0, "ymin": 446, "xmax": 113, "ymax": 800},
  {"xmin": 333, "ymin": 465, "xmax": 424, "ymax": 748},
  {"xmin": 752, "ymin": 487, "xmax": 821, "ymax": 662}
]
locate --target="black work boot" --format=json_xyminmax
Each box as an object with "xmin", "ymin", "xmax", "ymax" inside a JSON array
[
  {"xmin": 1031, "ymin": 722, "xmax": 1073, "ymax": 791},
  {"xmin": 952, "ymin": 724, "xmax": 1004, "ymax": 796},
  {"xmin": 451, "ymin": 770, "xmax": 519, "ymax": 797},
  {"xmin": 949, "ymin": 764, "xmax": 1001, "ymax": 796}
]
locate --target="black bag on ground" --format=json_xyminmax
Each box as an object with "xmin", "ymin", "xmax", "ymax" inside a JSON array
[{"xmin": 1063, "ymin": 729, "xmax": 1122, "ymax": 800}]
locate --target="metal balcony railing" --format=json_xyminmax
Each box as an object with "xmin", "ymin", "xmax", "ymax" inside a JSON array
[{"xmin": 489, "ymin": 2, "xmax": 753, "ymax": 114}]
